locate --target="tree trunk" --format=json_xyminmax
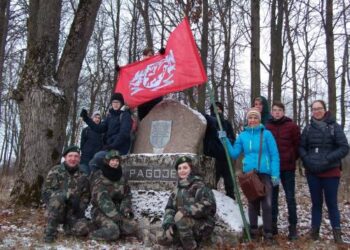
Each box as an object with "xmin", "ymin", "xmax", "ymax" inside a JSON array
[
  {"xmin": 251, "ymin": 0, "xmax": 261, "ymax": 103},
  {"xmin": 11, "ymin": 0, "xmax": 102, "ymax": 206},
  {"xmin": 0, "ymin": 0, "xmax": 10, "ymax": 124},
  {"xmin": 137, "ymin": 0, "xmax": 153, "ymax": 49},
  {"xmin": 271, "ymin": 0, "xmax": 284, "ymax": 102},
  {"xmin": 198, "ymin": 0, "xmax": 208, "ymax": 113},
  {"xmin": 325, "ymin": 0, "xmax": 336, "ymax": 116},
  {"xmin": 284, "ymin": 0, "xmax": 298, "ymax": 121}
]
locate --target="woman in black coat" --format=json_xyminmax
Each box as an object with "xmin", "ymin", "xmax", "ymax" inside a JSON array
[{"xmin": 299, "ymin": 100, "xmax": 349, "ymax": 243}]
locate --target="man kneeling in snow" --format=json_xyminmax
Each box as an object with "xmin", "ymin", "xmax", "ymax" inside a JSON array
[
  {"xmin": 89, "ymin": 150, "xmax": 138, "ymax": 241},
  {"xmin": 42, "ymin": 145, "xmax": 91, "ymax": 243},
  {"xmin": 158, "ymin": 156, "xmax": 216, "ymax": 249}
]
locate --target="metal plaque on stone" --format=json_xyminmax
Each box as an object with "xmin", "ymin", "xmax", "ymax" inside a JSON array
[{"xmin": 150, "ymin": 120, "xmax": 172, "ymax": 153}]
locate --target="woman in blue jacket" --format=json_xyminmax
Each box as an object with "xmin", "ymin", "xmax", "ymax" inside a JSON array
[{"xmin": 221, "ymin": 108, "xmax": 280, "ymax": 242}]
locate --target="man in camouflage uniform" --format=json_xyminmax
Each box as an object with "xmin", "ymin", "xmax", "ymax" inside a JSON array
[
  {"xmin": 89, "ymin": 150, "xmax": 137, "ymax": 241},
  {"xmin": 42, "ymin": 145, "xmax": 90, "ymax": 243},
  {"xmin": 159, "ymin": 156, "xmax": 216, "ymax": 250}
]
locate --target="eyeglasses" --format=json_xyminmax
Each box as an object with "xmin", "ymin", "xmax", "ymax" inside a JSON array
[{"xmin": 311, "ymin": 107, "xmax": 324, "ymax": 112}]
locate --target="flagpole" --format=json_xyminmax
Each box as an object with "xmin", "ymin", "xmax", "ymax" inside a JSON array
[{"xmin": 206, "ymin": 83, "xmax": 252, "ymax": 242}]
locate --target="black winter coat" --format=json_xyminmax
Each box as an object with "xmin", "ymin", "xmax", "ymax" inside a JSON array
[
  {"xmin": 83, "ymin": 108, "xmax": 132, "ymax": 155},
  {"xmin": 203, "ymin": 114, "xmax": 235, "ymax": 161},
  {"xmin": 299, "ymin": 112, "xmax": 349, "ymax": 174},
  {"xmin": 80, "ymin": 127, "xmax": 103, "ymax": 165}
]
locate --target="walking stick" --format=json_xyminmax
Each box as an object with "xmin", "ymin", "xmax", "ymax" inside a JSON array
[{"xmin": 206, "ymin": 83, "xmax": 251, "ymax": 242}]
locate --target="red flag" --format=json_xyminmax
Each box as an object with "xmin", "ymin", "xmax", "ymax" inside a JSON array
[{"xmin": 115, "ymin": 17, "xmax": 207, "ymax": 108}]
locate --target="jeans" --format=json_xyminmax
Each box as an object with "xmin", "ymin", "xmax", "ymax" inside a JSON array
[
  {"xmin": 272, "ymin": 170, "xmax": 297, "ymax": 226},
  {"xmin": 89, "ymin": 150, "xmax": 107, "ymax": 173},
  {"xmin": 306, "ymin": 174, "xmax": 340, "ymax": 229},
  {"xmin": 248, "ymin": 174, "xmax": 273, "ymax": 233}
]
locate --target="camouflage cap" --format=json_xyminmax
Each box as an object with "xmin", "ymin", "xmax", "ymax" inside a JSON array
[
  {"xmin": 63, "ymin": 145, "xmax": 80, "ymax": 156},
  {"xmin": 105, "ymin": 150, "xmax": 121, "ymax": 161},
  {"xmin": 174, "ymin": 156, "xmax": 193, "ymax": 170}
]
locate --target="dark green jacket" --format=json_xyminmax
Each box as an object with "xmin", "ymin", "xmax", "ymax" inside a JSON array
[{"xmin": 90, "ymin": 169, "xmax": 132, "ymax": 221}]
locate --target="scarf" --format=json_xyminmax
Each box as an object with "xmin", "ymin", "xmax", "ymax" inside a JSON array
[{"xmin": 100, "ymin": 163, "xmax": 123, "ymax": 182}]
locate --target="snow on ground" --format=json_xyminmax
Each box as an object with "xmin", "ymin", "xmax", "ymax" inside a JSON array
[{"xmin": 1, "ymin": 174, "xmax": 350, "ymax": 249}]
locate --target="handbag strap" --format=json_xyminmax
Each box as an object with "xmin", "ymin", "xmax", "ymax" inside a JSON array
[{"xmin": 257, "ymin": 128, "xmax": 264, "ymax": 172}]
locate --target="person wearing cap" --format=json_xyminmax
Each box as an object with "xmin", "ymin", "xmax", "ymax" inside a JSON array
[
  {"xmin": 89, "ymin": 150, "xmax": 137, "ymax": 241},
  {"xmin": 203, "ymin": 101, "xmax": 236, "ymax": 199},
  {"xmin": 220, "ymin": 108, "xmax": 280, "ymax": 243},
  {"xmin": 80, "ymin": 111, "xmax": 104, "ymax": 175},
  {"xmin": 80, "ymin": 92, "xmax": 132, "ymax": 172},
  {"xmin": 158, "ymin": 156, "xmax": 216, "ymax": 249},
  {"xmin": 41, "ymin": 145, "xmax": 91, "ymax": 243}
]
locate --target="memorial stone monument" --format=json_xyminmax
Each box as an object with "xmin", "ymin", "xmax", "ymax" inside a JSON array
[{"xmin": 123, "ymin": 99, "xmax": 216, "ymax": 189}]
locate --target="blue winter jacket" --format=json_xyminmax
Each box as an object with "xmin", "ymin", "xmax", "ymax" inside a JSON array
[
  {"xmin": 224, "ymin": 124, "xmax": 280, "ymax": 179},
  {"xmin": 83, "ymin": 108, "xmax": 132, "ymax": 155}
]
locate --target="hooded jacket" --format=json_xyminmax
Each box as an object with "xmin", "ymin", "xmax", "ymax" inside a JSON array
[
  {"xmin": 224, "ymin": 124, "xmax": 280, "ymax": 179},
  {"xmin": 83, "ymin": 107, "xmax": 132, "ymax": 155},
  {"xmin": 253, "ymin": 96, "xmax": 272, "ymax": 125},
  {"xmin": 299, "ymin": 112, "xmax": 349, "ymax": 174},
  {"xmin": 266, "ymin": 116, "xmax": 300, "ymax": 171}
]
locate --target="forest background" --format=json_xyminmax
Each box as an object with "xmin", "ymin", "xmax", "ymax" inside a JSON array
[{"xmin": 0, "ymin": 0, "xmax": 349, "ymax": 205}]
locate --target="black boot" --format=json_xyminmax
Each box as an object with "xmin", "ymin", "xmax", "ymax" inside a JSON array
[
  {"xmin": 288, "ymin": 224, "xmax": 298, "ymax": 241},
  {"xmin": 264, "ymin": 232, "xmax": 275, "ymax": 245},
  {"xmin": 310, "ymin": 227, "xmax": 319, "ymax": 241},
  {"xmin": 43, "ymin": 221, "xmax": 58, "ymax": 243},
  {"xmin": 333, "ymin": 228, "xmax": 344, "ymax": 244},
  {"xmin": 272, "ymin": 222, "xmax": 278, "ymax": 236},
  {"xmin": 249, "ymin": 226, "xmax": 260, "ymax": 240}
]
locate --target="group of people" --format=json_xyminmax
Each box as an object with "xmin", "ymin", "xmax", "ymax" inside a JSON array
[
  {"xmin": 42, "ymin": 146, "xmax": 216, "ymax": 249},
  {"xmin": 217, "ymin": 96, "xmax": 349, "ymax": 244},
  {"xmin": 42, "ymin": 91, "xmax": 349, "ymax": 247}
]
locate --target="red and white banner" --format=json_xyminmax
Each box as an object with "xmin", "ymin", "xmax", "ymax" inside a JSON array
[{"xmin": 115, "ymin": 17, "xmax": 207, "ymax": 108}]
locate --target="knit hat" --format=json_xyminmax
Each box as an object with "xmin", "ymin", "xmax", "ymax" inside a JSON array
[
  {"xmin": 246, "ymin": 108, "xmax": 261, "ymax": 120},
  {"xmin": 110, "ymin": 93, "xmax": 124, "ymax": 106},
  {"xmin": 91, "ymin": 111, "xmax": 101, "ymax": 118},
  {"xmin": 174, "ymin": 156, "xmax": 193, "ymax": 170},
  {"xmin": 63, "ymin": 145, "xmax": 80, "ymax": 156},
  {"xmin": 105, "ymin": 150, "xmax": 121, "ymax": 161},
  {"xmin": 210, "ymin": 101, "xmax": 224, "ymax": 115}
]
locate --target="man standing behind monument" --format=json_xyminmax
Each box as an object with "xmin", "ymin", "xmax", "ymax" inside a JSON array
[
  {"xmin": 80, "ymin": 93, "xmax": 132, "ymax": 172},
  {"xmin": 203, "ymin": 101, "xmax": 235, "ymax": 199}
]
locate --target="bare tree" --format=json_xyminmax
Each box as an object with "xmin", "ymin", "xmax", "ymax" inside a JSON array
[
  {"xmin": 251, "ymin": 0, "xmax": 261, "ymax": 103},
  {"xmin": 270, "ymin": 0, "xmax": 284, "ymax": 102},
  {"xmin": 323, "ymin": 0, "xmax": 337, "ymax": 116},
  {"xmin": 10, "ymin": 0, "xmax": 102, "ymax": 205},
  {"xmin": 0, "ymin": 0, "xmax": 10, "ymax": 124}
]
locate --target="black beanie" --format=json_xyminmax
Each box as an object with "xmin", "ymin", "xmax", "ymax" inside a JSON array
[
  {"xmin": 210, "ymin": 101, "xmax": 224, "ymax": 115},
  {"xmin": 110, "ymin": 92, "xmax": 125, "ymax": 106}
]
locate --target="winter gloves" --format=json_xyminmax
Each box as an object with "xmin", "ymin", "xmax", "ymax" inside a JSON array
[
  {"xmin": 218, "ymin": 130, "xmax": 227, "ymax": 139},
  {"xmin": 80, "ymin": 109, "xmax": 88, "ymax": 120},
  {"xmin": 159, "ymin": 47, "xmax": 166, "ymax": 55}
]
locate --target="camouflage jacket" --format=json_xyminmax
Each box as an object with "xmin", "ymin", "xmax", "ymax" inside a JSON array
[
  {"xmin": 90, "ymin": 170, "xmax": 132, "ymax": 221},
  {"xmin": 162, "ymin": 174, "xmax": 216, "ymax": 229},
  {"xmin": 41, "ymin": 163, "xmax": 90, "ymax": 211}
]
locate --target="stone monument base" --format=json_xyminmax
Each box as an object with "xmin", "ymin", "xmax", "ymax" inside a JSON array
[{"xmin": 121, "ymin": 153, "xmax": 216, "ymax": 190}]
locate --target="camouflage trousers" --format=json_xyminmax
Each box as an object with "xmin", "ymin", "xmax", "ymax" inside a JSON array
[
  {"xmin": 44, "ymin": 193, "xmax": 89, "ymax": 239},
  {"xmin": 171, "ymin": 215, "xmax": 215, "ymax": 249},
  {"xmin": 90, "ymin": 212, "xmax": 138, "ymax": 241}
]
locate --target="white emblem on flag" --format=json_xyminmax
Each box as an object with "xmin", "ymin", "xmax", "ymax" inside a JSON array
[{"xmin": 129, "ymin": 50, "xmax": 176, "ymax": 95}]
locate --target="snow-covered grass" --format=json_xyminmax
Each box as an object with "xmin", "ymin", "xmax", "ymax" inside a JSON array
[{"xmin": 1, "ymin": 172, "xmax": 350, "ymax": 249}]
